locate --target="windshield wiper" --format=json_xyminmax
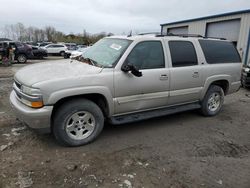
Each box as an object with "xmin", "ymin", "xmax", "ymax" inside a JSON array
[
  {"xmin": 72, "ymin": 55, "xmax": 103, "ymax": 68},
  {"xmin": 85, "ymin": 58, "xmax": 102, "ymax": 68}
]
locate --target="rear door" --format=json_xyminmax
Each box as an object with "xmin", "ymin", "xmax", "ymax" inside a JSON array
[
  {"xmin": 46, "ymin": 45, "xmax": 54, "ymax": 53},
  {"xmin": 114, "ymin": 40, "xmax": 170, "ymax": 114},
  {"xmin": 165, "ymin": 39, "xmax": 203, "ymax": 105}
]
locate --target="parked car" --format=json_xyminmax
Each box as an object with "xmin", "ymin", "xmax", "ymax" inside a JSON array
[
  {"xmin": 0, "ymin": 41, "xmax": 33, "ymax": 63},
  {"xmin": 64, "ymin": 43, "xmax": 77, "ymax": 50},
  {"xmin": 42, "ymin": 44, "xmax": 67, "ymax": 56},
  {"xmin": 77, "ymin": 44, "xmax": 87, "ymax": 49},
  {"xmin": 25, "ymin": 42, "xmax": 39, "ymax": 47},
  {"xmin": 38, "ymin": 42, "xmax": 52, "ymax": 47},
  {"xmin": 242, "ymin": 60, "xmax": 250, "ymax": 88},
  {"xmin": 64, "ymin": 47, "xmax": 88, "ymax": 59},
  {"xmin": 10, "ymin": 34, "xmax": 241, "ymax": 146},
  {"xmin": 31, "ymin": 46, "xmax": 48, "ymax": 59}
]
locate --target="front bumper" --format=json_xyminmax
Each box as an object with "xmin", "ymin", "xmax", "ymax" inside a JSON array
[
  {"xmin": 10, "ymin": 91, "xmax": 53, "ymax": 132},
  {"xmin": 242, "ymin": 72, "xmax": 250, "ymax": 87}
]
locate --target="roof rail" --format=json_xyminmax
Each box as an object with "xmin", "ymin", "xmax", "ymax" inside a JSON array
[
  {"xmin": 138, "ymin": 32, "xmax": 161, "ymax": 35},
  {"xmin": 156, "ymin": 33, "xmax": 203, "ymax": 38},
  {"xmin": 203, "ymin": 36, "xmax": 227, "ymax": 40},
  {"xmin": 156, "ymin": 33, "xmax": 227, "ymax": 40}
]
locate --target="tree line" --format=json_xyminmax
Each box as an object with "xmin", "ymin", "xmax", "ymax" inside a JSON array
[{"xmin": 0, "ymin": 23, "xmax": 114, "ymax": 45}]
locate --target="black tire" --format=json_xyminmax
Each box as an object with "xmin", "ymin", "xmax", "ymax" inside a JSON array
[
  {"xmin": 17, "ymin": 54, "xmax": 27, "ymax": 63},
  {"xmin": 53, "ymin": 99, "xmax": 104, "ymax": 146},
  {"xmin": 64, "ymin": 53, "xmax": 69, "ymax": 59},
  {"xmin": 200, "ymin": 85, "xmax": 224, "ymax": 116}
]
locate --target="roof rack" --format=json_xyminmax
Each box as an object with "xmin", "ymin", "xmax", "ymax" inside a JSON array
[
  {"xmin": 156, "ymin": 33, "xmax": 227, "ymax": 40},
  {"xmin": 138, "ymin": 32, "xmax": 161, "ymax": 35},
  {"xmin": 156, "ymin": 33, "xmax": 203, "ymax": 38},
  {"xmin": 203, "ymin": 36, "xmax": 227, "ymax": 40}
]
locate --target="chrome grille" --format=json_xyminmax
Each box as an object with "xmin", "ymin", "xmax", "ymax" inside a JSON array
[{"xmin": 15, "ymin": 80, "xmax": 22, "ymax": 90}]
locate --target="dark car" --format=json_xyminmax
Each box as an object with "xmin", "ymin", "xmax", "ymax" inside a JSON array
[
  {"xmin": 0, "ymin": 41, "xmax": 33, "ymax": 63},
  {"xmin": 31, "ymin": 46, "xmax": 48, "ymax": 59},
  {"xmin": 242, "ymin": 63, "xmax": 250, "ymax": 88}
]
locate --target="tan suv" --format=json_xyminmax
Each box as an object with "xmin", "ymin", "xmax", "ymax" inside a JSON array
[{"xmin": 10, "ymin": 34, "xmax": 241, "ymax": 146}]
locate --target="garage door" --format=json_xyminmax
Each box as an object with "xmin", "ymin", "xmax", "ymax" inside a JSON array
[
  {"xmin": 168, "ymin": 26, "xmax": 188, "ymax": 35},
  {"xmin": 206, "ymin": 19, "xmax": 241, "ymax": 42}
]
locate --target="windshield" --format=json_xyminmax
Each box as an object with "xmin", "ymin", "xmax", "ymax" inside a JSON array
[{"xmin": 81, "ymin": 38, "xmax": 132, "ymax": 67}]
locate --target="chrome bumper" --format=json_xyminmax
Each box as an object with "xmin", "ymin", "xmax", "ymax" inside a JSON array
[{"xmin": 10, "ymin": 91, "xmax": 53, "ymax": 130}]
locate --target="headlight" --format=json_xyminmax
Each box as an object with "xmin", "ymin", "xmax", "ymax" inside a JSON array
[
  {"xmin": 20, "ymin": 85, "xmax": 44, "ymax": 108},
  {"xmin": 21, "ymin": 85, "xmax": 42, "ymax": 96},
  {"xmin": 244, "ymin": 67, "xmax": 250, "ymax": 72},
  {"xmin": 20, "ymin": 97, "xmax": 44, "ymax": 108}
]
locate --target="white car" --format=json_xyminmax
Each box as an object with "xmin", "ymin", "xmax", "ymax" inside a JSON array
[
  {"xmin": 64, "ymin": 47, "xmax": 88, "ymax": 58},
  {"xmin": 42, "ymin": 44, "xmax": 67, "ymax": 56}
]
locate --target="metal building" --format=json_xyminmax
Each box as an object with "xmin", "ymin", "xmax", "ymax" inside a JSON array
[{"xmin": 160, "ymin": 9, "xmax": 250, "ymax": 65}]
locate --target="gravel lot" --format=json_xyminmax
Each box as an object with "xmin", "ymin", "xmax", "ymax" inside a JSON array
[{"xmin": 0, "ymin": 58, "xmax": 250, "ymax": 188}]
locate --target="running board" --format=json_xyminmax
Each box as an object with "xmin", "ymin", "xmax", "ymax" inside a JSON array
[{"xmin": 110, "ymin": 103, "xmax": 201, "ymax": 125}]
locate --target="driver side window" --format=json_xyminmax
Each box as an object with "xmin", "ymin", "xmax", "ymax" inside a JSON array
[{"xmin": 126, "ymin": 41, "xmax": 165, "ymax": 70}]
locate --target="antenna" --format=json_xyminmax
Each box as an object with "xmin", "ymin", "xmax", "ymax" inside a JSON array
[{"xmin": 127, "ymin": 30, "xmax": 132, "ymax": 37}]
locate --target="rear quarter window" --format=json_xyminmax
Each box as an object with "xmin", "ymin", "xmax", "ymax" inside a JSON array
[{"xmin": 199, "ymin": 40, "xmax": 241, "ymax": 64}]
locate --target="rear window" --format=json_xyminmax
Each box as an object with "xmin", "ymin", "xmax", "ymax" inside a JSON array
[
  {"xmin": 169, "ymin": 41, "xmax": 198, "ymax": 67},
  {"xmin": 199, "ymin": 40, "xmax": 241, "ymax": 64}
]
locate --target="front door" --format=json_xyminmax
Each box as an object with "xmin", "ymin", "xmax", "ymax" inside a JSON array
[{"xmin": 114, "ymin": 41, "xmax": 170, "ymax": 114}]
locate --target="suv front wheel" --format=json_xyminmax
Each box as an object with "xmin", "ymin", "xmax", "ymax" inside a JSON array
[
  {"xmin": 17, "ymin": 54, "xmax": 27, "ymax": 63},
  {"xmin": 60, "ymin": 51, "xmax": 65, "ymax": 56},
  {"xmin": 200, "ymin": 85, "xmax": 224, "ymax": 116},
  {"xmin": 53, "ymin": 99, "xmax": 104, "ymax": 146}
]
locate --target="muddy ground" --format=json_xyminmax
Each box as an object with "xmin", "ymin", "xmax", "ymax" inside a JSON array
[{"xmin": 0, "ymin": 59, "xmax": 250, "ymax": 188}]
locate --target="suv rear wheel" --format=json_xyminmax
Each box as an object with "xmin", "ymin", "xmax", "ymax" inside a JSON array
[
  {"xmin": 53, "ymin": 99, "xmax": 104, "ymax": 146},
  {"xmin": 17, "ymin": 54, "xmax": 27, "ymax": 63},
  {"xmin": 200, "ymin": 85, "xmax": 224, "ymax": 116}
]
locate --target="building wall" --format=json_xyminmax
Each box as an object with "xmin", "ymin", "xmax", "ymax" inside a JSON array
[{"xmin": 162, "ymin": 13, "xmax": 250, "ymax": 62}]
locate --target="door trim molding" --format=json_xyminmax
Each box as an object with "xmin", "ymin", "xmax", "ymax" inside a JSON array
[
  {"xmin": 170, "ymin": 87, "xmax": 203, "ymax": 97},
  {"xmin": 115, "ymin": 91, "xmax": 169, "ymax": 104}
]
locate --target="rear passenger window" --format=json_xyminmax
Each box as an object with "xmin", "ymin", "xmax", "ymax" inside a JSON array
[
  {"xmin": 199, "ymin": 40, "xmax": 241, "ymax": 64},
  {"xmin": 169, "ymin": 41, "xmax": 198, "ymax": 67}
]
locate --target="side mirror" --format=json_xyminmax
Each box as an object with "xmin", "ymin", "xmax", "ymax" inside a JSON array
[{"xmin": 121, "ymin": 64, "xmax": 142, "ymax": 77}]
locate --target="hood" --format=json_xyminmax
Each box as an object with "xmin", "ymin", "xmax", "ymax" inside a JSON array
[{"xmin": 15, "ymin": 59, "xmax": 103, "ymax": 86}]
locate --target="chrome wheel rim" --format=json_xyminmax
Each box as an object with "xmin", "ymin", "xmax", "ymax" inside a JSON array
[
  {"xmin": 18, "ymin": 55, "xmax": 26, "ymax": 63},
  {"xmin": 207, "ymin": 92, "xmax": 221, "ymax": 112},
  {"xmin": 65, "ymin": 111, "xmax": 96, "ymax": 140}
]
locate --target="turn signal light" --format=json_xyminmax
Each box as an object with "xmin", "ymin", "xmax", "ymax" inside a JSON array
[{"xmin": 31, "ymin": 101, "xmax": 44, "ymax": 108}]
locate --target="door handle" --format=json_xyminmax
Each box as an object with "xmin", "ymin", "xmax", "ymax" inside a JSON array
[
  {"xmin": 192, "ymin": 72, "xmax": 199, "ymax": 78},
  {"xmin": 160, "ymin": 74, "xmax": 168, "ymax": 80}
]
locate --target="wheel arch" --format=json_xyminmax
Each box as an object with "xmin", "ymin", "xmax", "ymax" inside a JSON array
[
  {"xmin": 51, "ymin": 93, "xmax": 111, "ymax": 128},
  {"xmin": 16, "ymin": 53, "xmax": 27, "ymax": 62},
  {"xmin": 200, "ymin": 76, "xmax": 230, "ymax": 100}
]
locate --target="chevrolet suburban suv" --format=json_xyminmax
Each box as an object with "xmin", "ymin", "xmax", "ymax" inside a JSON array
[{"xmin": 10, "ymin": 34, "xmax": 241, "ymax": 146}]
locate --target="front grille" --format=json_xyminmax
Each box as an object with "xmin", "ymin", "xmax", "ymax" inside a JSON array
[
  {"xmin": 13, "ymin": 80, "xmax": 22, "ymax": 100},
  {"xmin": 15, "ymin": 80, "xmax": 22, "ymax": 90}
]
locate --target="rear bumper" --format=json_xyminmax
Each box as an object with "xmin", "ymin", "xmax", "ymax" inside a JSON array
[{"xmin": 10, "ymin": 91, "xmax": 52, "ymax": 131}]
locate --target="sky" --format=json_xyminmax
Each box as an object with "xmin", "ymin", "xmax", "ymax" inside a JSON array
[{"xmin": 0, "ymin": 0, "xmax": 250, "ymax": 35}]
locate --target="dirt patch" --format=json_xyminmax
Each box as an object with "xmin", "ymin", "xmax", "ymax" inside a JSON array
[
  {"xmin": 0, "ymin": 67, "xmax": 14, "ymax": 78},
  {"xmin": 195, "ymin": 140, "xmax": 249, "ymax": 158}
]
